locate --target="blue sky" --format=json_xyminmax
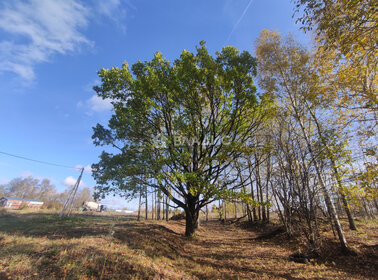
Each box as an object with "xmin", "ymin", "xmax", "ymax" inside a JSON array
[{"xmin": 0, "ymin": 0, "xmax": 309, "ymax": 209}]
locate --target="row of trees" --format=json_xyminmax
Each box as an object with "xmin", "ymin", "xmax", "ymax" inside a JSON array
[
  {"xmin": 91, "ymin": 0, "xmax": 376, "ymax": 254},
  {"xmin": 0, "ymin": 176, "xmax": 92, "ymax": 209},
  {"xmin": 136, "ymin": 185, "xmax": 172, "ymax": 221}
]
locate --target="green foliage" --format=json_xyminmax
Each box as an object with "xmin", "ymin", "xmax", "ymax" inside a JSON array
[{"xmin": 92, "ymin": 42, "xmax": 270, "ymax": 222}]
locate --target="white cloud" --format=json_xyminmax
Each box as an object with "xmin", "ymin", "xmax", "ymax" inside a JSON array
[
  {"xmin": 0, "ymin": 0, "xmax": 132, "ymax": 81},
  {"xmin": 94, "ymin": 0, "xmax": 132, "ymax": 31},
  {"xmin": 75, "ymin": 164, "xmax": 93, "ymax": 173},
  {"xmin": 97, "ymin": 0, "xmax": 122, "ymax": 18},
  {"xmin": 0, "ymin": 0, "xmax": 91, "ymax": 80},
  {"xmin": 79, "ymin": 79, "xmax": 113, "ymax": 114},
  {"xmin": 63, "ymin": 176, "xmax": 85, "ymax": 187},
  {"xmin": 86, "ymin": 94, "xmax": 113, "ymax": 113}
]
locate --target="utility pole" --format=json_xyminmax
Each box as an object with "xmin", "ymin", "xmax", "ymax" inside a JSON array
[{"xmin": 60, "ymin": 168, "xmax": 84, "ymax": 217}]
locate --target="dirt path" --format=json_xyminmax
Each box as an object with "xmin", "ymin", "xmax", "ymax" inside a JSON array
[{"xmin": 170, "ymin": 221, "xmax": 303, "ymax": 279}]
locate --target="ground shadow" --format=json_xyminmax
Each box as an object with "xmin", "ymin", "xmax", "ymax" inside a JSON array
[{"xmin": 1, "ymin": 212, "xmax": 377, "ymax": 279}]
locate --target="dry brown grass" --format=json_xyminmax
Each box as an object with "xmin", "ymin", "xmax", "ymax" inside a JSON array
[{"xmin": 0, "ymin": 209, "xmax": 377, "ymax": 279}]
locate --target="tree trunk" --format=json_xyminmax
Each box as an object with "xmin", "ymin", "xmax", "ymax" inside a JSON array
[
  {"xmin": 340, "ymin": 191, "xmax": 357, "ymax": 230},
  {"xmin": 224, "ymin": 200, "xmax": 227, "ymax": 220},
  {"xmin": 145, "ymin": 186, "xmax": 148, "ymax": 220},
  {"xmin": 162, "ymin": 194, "xmax": 165, "ymax": 220},
  {"xmin": 157, "ymin": 190, "xmax": 161, "ymax": 220},
  {"xmin": 309, "ymin": 139, "xmax": 350, "ymax": 253},
  {"xmin": 246, "ymin": 203, "xmax": 252, "ymax": 222},
  {"xmin": 255, "ymin": 153, "xmax": 265, "ymax": 221},
  {"xmin": 273, "ymin": 188, "xmax": 288, "ymax": 234},
  {"xmin": 267, "ymin": 182, "xmax": 271, "ymax": 223},
  {"xmin": 185, "ymin": 211, "xmax": 199, "ymax": 237},
  {"xmin": 291, "ymin": 97, "xmax": 352, "ymax": 254},
  {"xmin": 206, "ymin": 204, "xmax": 209, "ymax": 222},
  {"xmin": 265, "ymin": 157, "xmax": 272, "ymax": 223},
  {"xmin": 362, "ymin": 198, "xmax": 373, "ymax": 219},
  {"xmin": 185, "ymin": 195, "xmax": 199, "ymax": 237},
  {"xmin": 137, "ymin": 186, "xmax": 142, "ymax": 221},
  {"xmin": 247, "ymin": 159, "xmax": 258, "ymax": 221},
  {"xmin": 165, "ymin": 195, "xmax": 169, "ymax": 221},
  {"xmin": 260, "ymin": 184, "xmax": 266, "ymax": 222},
  {"xmin": 234, "ymin": 202, "xmax": 237, "ymax": 219},
  {"xmin": 257, "ymin": 189, "xmax": 261, "ymax": 221},
  {"xmin": 373, "ymin": 198, "xmax": 378, "ymax": 213},
  {"xmin": 151, "ymin": 191, "xmax": 154, "ymax": 220},
  {"xmin": 305, "ymin": 99, "xmax": 357, "ymax": 231},
  {"xmin": 250, "ymin": 183, "xmax": 258, "ymax": 220},
  {"xmin": 241, "ymin": 171, "xmax": 252, "ymax": 222}
]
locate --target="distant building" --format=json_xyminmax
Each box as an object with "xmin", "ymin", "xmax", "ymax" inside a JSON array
[{"xmin": 0, "ymin": 197, "xmax": 44, "ymax": 209}]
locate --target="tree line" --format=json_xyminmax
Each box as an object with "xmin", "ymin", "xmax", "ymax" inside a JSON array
[
  {"xmin": 0, "ymin": 176, "xmax": 92, "ymax": 209},
  {"xmin": 91, "ymin": 0, "xmax": 377, "ymax": 254}
]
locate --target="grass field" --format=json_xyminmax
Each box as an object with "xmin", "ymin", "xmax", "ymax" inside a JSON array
[{"xmin": 0, "ymin": 209, "xmax": 377, "ymax": 279}]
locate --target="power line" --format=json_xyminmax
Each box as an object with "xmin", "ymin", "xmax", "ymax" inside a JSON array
[{"xmin": 0, "ymin": 150, "xmax": 80, "ymax": 170}]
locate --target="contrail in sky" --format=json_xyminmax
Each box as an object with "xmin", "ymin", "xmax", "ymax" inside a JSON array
[{"xmin": 226, "ymin": 0, "xmax": 254, "ymax": 43}]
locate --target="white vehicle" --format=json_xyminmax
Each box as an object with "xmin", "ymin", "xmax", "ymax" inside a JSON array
[{"xmin": 82, "ymin": 201, "xmax": 106, "ymax": 212}]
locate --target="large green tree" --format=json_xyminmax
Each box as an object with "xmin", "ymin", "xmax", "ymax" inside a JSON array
[{"xmin": 92, "ymin": 42, "xmax": 268, "ymax": 236}]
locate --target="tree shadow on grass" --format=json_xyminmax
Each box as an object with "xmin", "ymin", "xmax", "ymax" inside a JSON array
[
  {"xmin": 114, "ymin": 221, "xmax": 191, "ymax": 261},
  {"xmin": 0, "ymin": 240, "xmax": 159, "ymax": 280},
  {"xmin": 112, "ymin": 221, "xmax": 309, "ymax": 279},
  {"xmin": 315, "ymin": 238, "xmax": 378, "ymax": 279},
  {"xmin": 0, "ymin": 212, "xmax": 137, "ymax": 239},
  {"xmin": 1, "ymin": 212, "xmax": 376, "ymax": 279},
  {"xmin": 142, "ymin": 219, "xmax": 378, "ymax": 280}
]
